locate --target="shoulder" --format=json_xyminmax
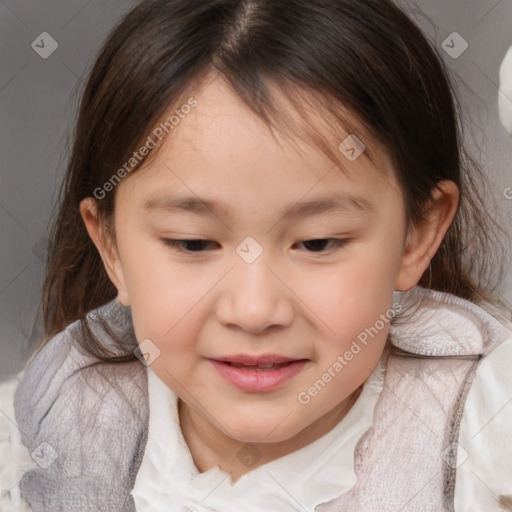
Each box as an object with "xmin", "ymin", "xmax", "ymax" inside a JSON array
[
  {"xmin": 455, "ymin": 300, "xmax": 512, "ymax": 511},
  {"xmin": 12, "ymin": 299, "xmax": 149, "ymax": 511},
  {"xmin": 14, "ymin": 299, "xmax": 144, "ymax": 451}
]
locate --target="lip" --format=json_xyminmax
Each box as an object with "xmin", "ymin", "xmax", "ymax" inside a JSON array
[
  {"xmin": 213, "ymin": 354, "xmax": 302, "ymax": 365},
  {"xmin": 208, "ymin": 355, "xmax": 308, "ymax": 392}
]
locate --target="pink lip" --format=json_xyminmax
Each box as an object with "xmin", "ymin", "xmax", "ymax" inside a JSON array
[
  {"xmin": 213, "ymin": 354, "xmax": 301, "ymax": 365},
  {"xmin": 208, "ymin": 355, "xmax": 308, "ymax": 392}
]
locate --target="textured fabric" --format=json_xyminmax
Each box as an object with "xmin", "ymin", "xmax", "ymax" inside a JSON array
[
  {"xmin": 316, "ymin": 287, "xmax": 511, "ymax": 512},
  {"xmin": 7, "ymin": 286, "xmax": 512, "ymax": 511},
  {"xmin": 12, "ymin": 298, "xmax": 148, "ymax": 512}
]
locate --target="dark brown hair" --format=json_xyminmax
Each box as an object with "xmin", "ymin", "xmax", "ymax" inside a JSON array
[{"xmin": 33, "ymin": 0, "xmax": 511, "ymax": 362}]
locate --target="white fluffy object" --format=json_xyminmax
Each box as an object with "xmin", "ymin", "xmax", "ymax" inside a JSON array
[
  {"xmin": 0, "ymin": 372, "xmax": 36, "ymax": 512},
  {"xmin": 498, "ymin": 45, "xmax": 512, "ymax": 136}
]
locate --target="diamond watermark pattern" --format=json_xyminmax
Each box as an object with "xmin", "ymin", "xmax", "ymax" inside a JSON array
[
  {"xmin": 442, "ymin": 32, "xmax": 468, "ymax": 59},
  {"xmin": 31, "ymin": 441, "xmax": 58, "ymax": 469},
  {"xmin": 441, "ymin": 441, "xmax": 469, "ymax": 469},
  {"xmin": 31, "ymin": 236, "xmax": 49, "ymax": 263},
  {"xmin": 134, "ymin": 338, "xmax": 161, "ymax": 366},
  {"xmin": 338, "ymin": 134, "xmax": 365, "ymax": 161},
  {"xmin": 31, "ymin": 32, "xmax": 59, "ymax": 59},
  {"xmin": 236, "ymin": 443, "xmax": 263, "ymax": 468},
  {"xmin": 236, "ymin": 236, "xmax": 263, "ymax": 264}
]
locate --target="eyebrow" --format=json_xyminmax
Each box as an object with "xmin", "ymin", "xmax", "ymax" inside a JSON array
[{"xmin": 142, "ymin": 193, "xmax": 375, "ymax": 219}]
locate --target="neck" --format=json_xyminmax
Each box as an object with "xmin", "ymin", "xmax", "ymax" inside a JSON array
[{"xmin": 178, "ymin": 385, "xmax": 363, "ymax": 482}]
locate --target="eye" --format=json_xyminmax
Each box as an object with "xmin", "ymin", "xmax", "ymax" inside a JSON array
[
  {"xmin": 295, "ymin": 238, "xmax": 350, "ymax": 253},
  {"xmin": 160, "ymin": 237, "xmax": 350, "ymax": 255},
  {"xmin": 160, "ymin": 238, "xmax": 217, "ymax": 252}
]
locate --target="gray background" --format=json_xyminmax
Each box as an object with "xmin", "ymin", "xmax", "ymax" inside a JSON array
[{"xmin": 1, "ymin": 0, "xmax": 511, "ymax": 381}]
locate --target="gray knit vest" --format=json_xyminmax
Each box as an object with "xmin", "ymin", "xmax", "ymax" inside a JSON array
[{"xmin": 13, "ymin": 286, "xmax": 509, "ymax": 511}]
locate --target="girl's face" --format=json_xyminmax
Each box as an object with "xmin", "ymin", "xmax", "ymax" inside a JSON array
[{"xmin": 88, "ymin": 75, "xmax": 416, "ymax": 449}]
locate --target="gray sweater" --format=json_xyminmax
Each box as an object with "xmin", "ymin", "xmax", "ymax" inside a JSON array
[{"xmin": 13, "ymin": 298, "xmax": 148, "ymax": 511}]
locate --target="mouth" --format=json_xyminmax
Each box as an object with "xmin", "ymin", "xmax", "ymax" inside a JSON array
[
  {"xmin": 212, "ymin": 354, "xmax": 305, "ymax": 366},
  {"xmin": 221, "ymin": 361, "xmax": 295, "ymax": 370},
  {"xmin": 208, "ymin": 355, "xmax": 309, "ymax": 392}
]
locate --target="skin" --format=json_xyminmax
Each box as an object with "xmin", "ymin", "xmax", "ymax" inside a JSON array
[{"xmin": 80, "ymin": 73, "xmax": 459, "ymax": 482}]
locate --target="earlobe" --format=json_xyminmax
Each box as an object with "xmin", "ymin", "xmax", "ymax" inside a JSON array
[
  {"xmin": 394, "ymin": 180, "xmax": 459, "ymax": 292},
  {"xmin": 79, "ymin": 197, "xmax": 130, "ymax": 306}
]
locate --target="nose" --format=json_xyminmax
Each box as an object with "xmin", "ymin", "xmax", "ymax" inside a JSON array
[{"xmin": 215, "ymin": 257, "xmax": 295, "ymax": 334}]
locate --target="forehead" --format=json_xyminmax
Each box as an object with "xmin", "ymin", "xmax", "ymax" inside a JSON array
[{"xmin": 118, "ymin": 74, "xmax": 399, "ymax": 209}]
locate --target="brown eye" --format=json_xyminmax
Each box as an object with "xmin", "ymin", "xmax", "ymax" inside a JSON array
[
  {"xmin": 296, "ymin": 238, "xmax": 350, "ymax": 253},
  {"xmin": 160, "ymin": 238, "xmax": 217, "ymax": 252}
]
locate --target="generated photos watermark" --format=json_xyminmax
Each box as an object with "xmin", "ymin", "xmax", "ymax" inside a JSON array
[
  {"xmin": 93, "ymin": 97, "xmax": 198, "ymax": 200},
  {"xmin": 297, "ymin": 301, "xmax": 403, "ymax": 405}
]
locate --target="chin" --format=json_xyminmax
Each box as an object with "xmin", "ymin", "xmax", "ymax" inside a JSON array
[{"xmin": 219, "ymin": 415, "xmax": 304, "ymax": 445}]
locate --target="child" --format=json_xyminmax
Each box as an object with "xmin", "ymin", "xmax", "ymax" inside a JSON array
[{"xmin": 2, "ymin": 0, "xmax": 512, "ymax": 510}]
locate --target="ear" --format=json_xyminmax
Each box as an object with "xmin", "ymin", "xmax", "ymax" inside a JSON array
[
  {"xmin": 79, "ymin": 197, "xmax": 130, "ymax": 306},
  {"xmin": 394, "ymin": 180, "xmax": 459, "ymax": 292}
]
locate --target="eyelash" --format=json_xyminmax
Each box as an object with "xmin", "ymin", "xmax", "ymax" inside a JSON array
[{"xmin": 159, "ymin": 238, "xmax": 350, "ymax": 255}]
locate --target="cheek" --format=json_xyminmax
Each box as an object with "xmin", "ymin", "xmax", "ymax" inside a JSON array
[
  {"xmin": 130, "ymin": 305, "xmax": 203, "ymax": 395},
  {"xmin": 311, "ymin": 293, "xmax": 391, "ymax": 409},
  {"xmin": 296, "ymin": 254, "xmax": 396, "ymax": 340},
  {"xmin": 124, "ymin": 265, "xmax": 211, "ymax": 364},
  {"xmin": 120, "ymin": 236, "xmax": 213, "ymax": 326},
  {"xmin": 130, "ymin": 293, "xmax": 206, "ymax": 363},
  {"xmin": 297, "ymin": 249, "xmax": 396, "ymax": 382}
]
